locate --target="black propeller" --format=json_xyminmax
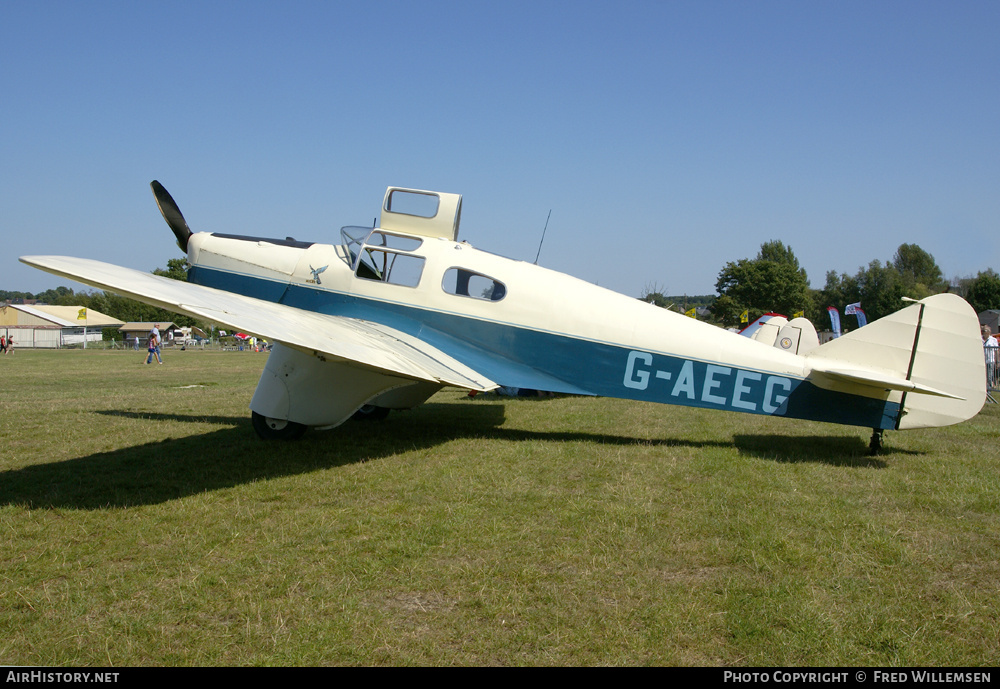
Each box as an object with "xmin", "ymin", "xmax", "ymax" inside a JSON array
[{"xmin": 150, "ymin": 180, "xmax": 192, "ymax": 252}]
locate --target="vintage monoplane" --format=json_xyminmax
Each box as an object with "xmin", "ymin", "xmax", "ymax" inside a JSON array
[{"xmin": 21, "ymin": 182, "xmax": 986, "ymax": 451}]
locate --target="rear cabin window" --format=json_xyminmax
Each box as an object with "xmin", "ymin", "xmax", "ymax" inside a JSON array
[{"xmin": 443, "ymin": 268, "xmax": 507, "ymax": 302}]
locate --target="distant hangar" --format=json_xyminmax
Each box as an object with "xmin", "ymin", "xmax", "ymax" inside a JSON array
[{"xmin": 0, "ymin": 304, "xmax": 124, "ymax": 348}]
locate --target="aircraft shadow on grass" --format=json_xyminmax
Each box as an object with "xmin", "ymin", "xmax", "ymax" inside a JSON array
[
  {"xmin": 2, "ymin": 402, "xmax": 901, "ymax": 510},
  {"xmin": 731, "ymin": 435, "xmax": 907, "ymax": 468}
]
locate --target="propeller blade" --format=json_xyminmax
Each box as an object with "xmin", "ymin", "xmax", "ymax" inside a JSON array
[{"xmin": 150, "ymin": 180, "xmax": 192, "ymax": 252}]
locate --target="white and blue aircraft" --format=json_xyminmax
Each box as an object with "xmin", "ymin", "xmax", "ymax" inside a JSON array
[{"xmin": 21, "ymin": 182, "xmax": 986, "ymax": 450}]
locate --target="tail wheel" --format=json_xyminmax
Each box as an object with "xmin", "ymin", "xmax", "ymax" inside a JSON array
[
  {"xmin": 868, "ymin": 428, "xmax": 885, "ymax": 456},
  {"xmin": 252, "ymin": 411, "xmax": 307, "ymax": 440}
]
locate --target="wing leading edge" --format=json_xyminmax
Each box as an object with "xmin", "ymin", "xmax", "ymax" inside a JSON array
[{"xmin": 19, "ymin": 255, "xmax": 497, "ymax": 392}]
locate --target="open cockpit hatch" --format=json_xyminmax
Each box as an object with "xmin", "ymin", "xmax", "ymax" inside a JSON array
[{"xmin": 380, "ymin": 187, "xmax": 462, "ymax": 241}]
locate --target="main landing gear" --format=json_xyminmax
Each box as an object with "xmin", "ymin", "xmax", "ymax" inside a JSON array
[
  {"xmin": 351, "ymin": 404, "xmax": 390, "ymax": 421},
  {"xmin": 251, "ymin": 411, "xmax": 307, "ymax": 440},
  {"xmin": 251, "ymin": 405, "xmax": 390, "ymax": 440}
]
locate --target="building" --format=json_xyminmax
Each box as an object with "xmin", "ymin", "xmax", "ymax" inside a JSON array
[
  {"xmin": 0, "ymin": 304, "xmax": 124, "ymax": 348},
  {"xmin": 979, "ymin": 310, "xmax": 1000, "ymax": 335},
  {"xmin": 118, "ymin": 322, "xmax": 181, "ymax": 347}
]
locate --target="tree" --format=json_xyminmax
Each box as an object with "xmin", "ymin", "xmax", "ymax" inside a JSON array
[
  {"xmin": 818, "ymin": 270, "xmax": 858, "ymax": 325},
  {"xmin": 818, "ymin": 244, "xmax": 948, "ymax": 326},
  {"xmin": 0, "ymin": 290, "xmax": 34, "ymax": 302},
  {"xmin": 758, "ymin": 239, "xmax": 802, "ymax": 267},
  {"xmin": 965, "ymin": 269, "xmax": 1000, "ymax": 313},
  {"xmin": 856, "ymin": 259, "xmax": 906, "ymax": 321},
  {"xmin": 639, "ymin": 282, "xmax": 671, "ymax": 309},
  {"xmin": 892, "ymin": 243, "xmax": 945, "ymax": 297},
  {"xmin": 153, "ymin": 258, "xmax": 189, "ymax": 282},
  {"xmin": 713, "ymin": 241, "xmax": 812, "ymax": 327},
  {"xmin": 34, "ymin": 286, "xmax": 77, "ymax": 304},
  {"xmin": 819, "ymin": 261, "xmax": 905, "ymax": 324}
]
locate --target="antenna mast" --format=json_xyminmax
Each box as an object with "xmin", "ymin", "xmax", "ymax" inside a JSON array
[{"xmin": 534, "ymin": 210, "xmax": 552, "ymax": 265}]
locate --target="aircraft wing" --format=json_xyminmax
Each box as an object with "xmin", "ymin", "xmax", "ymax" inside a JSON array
[{"xmin": 19, "ymin": 256, "xmax": 497, "ymax": 392}]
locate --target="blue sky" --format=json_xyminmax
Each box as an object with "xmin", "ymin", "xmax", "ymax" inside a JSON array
[{"xmin": 3, "ymin": 1, "xmax": 998, "ymax": 299}]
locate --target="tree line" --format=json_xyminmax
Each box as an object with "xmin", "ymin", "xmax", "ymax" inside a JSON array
[
  {"xmin": 716, "ymin": 241, "xmax": 999, "ymax": 329},
  {"xmin": 645, "ymin": 241, "xmax": 999, "ymax": 330}
]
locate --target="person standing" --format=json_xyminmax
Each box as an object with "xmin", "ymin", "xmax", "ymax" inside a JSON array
[
  {"xmin": 150, "ymin": 324, "xmax": 162, "ymax": 364},
  {"xmin": 145, "ymin": 331, "xmax": 162, "ymax": 364},
  {"xmin": 983, "ymin": 325, "xmax": 998, "ymax": 389}
]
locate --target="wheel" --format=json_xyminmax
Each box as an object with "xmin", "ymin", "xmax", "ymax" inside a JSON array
[
  {"xmin": 251, "ymin": 411, "xmax": 307, "ymax": 440},
  {"xmin": 868, "ymin": 428, "xmax": 884, "ymax": 456},
  {"xmin": 351, "ymin": 404, "xmax": 391, "ymax": 421}
]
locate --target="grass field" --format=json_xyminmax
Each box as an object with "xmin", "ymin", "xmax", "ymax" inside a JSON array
[{"xmin": 1, "ymin": 349, "xmax": 998, "ymax": 666}]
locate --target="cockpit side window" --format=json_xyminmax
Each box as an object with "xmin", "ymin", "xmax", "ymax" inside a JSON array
[
  {"xmin": 340, "ymin": 226, "xmax": 370, "ymax": 268},
  {"xmin": 346, "ymin": 230, "xmax": 426, "ymax": 288},
  {"xmin": 442, "ymin": 268, "xmax": 507, "ymax": 302},
  {"xmin": 356, "ymin": 249, "xmax": 425, "ymax": 287},
  {"xmin": 341, "ymin": 227, "xmax": 423, "ymax": 268}
]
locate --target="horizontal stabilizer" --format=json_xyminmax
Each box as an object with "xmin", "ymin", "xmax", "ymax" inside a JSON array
[{"xmin": 808, "ymin": 365, "xmax": 963, "ymax": 399}]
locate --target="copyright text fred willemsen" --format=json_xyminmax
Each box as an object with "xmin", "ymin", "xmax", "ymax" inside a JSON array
[{"xmin": 723, "ymin": 671, "xmax": 991, "ymax": 684}]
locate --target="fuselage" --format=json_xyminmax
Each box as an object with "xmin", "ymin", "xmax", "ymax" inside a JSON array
[{"xmin": 184, "ymin": 225, "xmax": 900, "ymax": 430}]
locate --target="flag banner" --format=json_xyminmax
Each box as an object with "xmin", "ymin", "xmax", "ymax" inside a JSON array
[
  {"xmin": 793, "ymin": 311, "xmax": 804, "ymax": 319},
  {"xmin": 854, "ymin": 308, "xmax": 867, "ymax": 328},
  {"xmin": 845, "ymin": 302, "xmax": 861, "ymax": 315},
  {"xmin": 740, "ymin": 309, "xmax": 749, "ymax": 324},
  {"xmin": 827, "ymin": 306, "xmax": 841, "ymax": 338},
  {"xmin": 685, "ymin": 307, "xmax": 697, "ymax": 319},
  {"xmin": 77, "ymin": 308, "xmax": 87, "ymax": 320}
]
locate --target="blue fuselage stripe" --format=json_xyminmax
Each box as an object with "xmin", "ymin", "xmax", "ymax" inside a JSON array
[{"xmin": 190, "ymin": 265, "xmax": 899, "ymax": 429}]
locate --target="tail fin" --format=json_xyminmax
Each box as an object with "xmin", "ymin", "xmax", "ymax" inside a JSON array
[{"xmin": 805, "ymin": 293, "xmax": 986, "ymax": 429}]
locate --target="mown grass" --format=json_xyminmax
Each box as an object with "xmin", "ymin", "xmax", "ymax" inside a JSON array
[{"xmin": 1, "ymin": 349, "xmax": 997, "ymax": 666}]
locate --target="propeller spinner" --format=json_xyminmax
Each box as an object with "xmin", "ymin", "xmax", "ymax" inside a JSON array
[{"xmin": 150, "ymin": 180, "xmax": 192, "ymax": 252}]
